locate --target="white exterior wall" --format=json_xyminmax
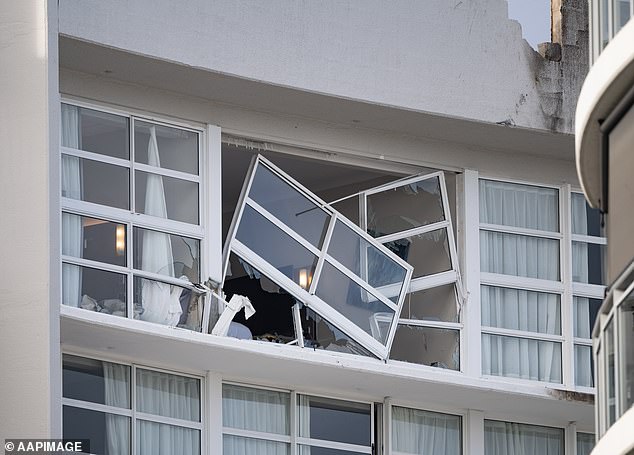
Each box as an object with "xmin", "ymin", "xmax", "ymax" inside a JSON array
[
  {"xmin": 0, "ymin": 0, "xmax": 60, "ymax": 439},
  {"xmin": 59, "ymin": 0, "xmax": 564, "ymax": 131}
]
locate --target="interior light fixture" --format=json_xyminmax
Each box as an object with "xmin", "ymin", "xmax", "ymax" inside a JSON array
[{"xmin": 115, "ymin": 225, "xmax": 125, "ymax": 256}]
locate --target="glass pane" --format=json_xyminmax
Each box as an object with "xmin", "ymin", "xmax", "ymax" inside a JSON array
[
  {"xmin": 133, "ymin": 227, "xmax": 200, "ymax": 283},
  {"xmin": 133, "ymin": 276, "xmax": 202, "ymax": 330},
  {"xmin": 224, "ymin": 435, "xmax": 289, "ymax": 455},
  {"xmin": 62, "ymin": 155, "xmax": 129, "ymax": 209},
  {"xmin": 249, "ymin": 164, "xmax": 330, "ymax": 248},
  {"xmin": 571, "ymin": 193, "xmax": 603, "ymax": 236},
  {"xmin": 297, "ymin": 395, "xmax": 371, "ymax": 446},
  {"xmin": 328, "ymin": 219, "xmax": 407, "ymax": 296},
  {"xmin": 223, "ymin": 254, "xmax": 296, "ymax": 342},
  {"xmin": 135, "ymin": 120, "xmax": 198, "ymax": 175},
  {"xmin": 576, "ymin": 432, "xmax": 595, "ymax": 455},
  {"xmin": 384, "ymin": 229, "xmax": 451, "ymax": 279},
  {"xmin": 481, "ymin": 286, "xmax": 561, "ymax": 335},
  {"xmin": 392, "ymin": 406, "xmax": 461, "ymax": 455},
  {"xmin": 614, "ymin": 0, "xmax": 632, "ymax": 34},
  {"xmin": 484, "ymin": 420, "xmax": 563, "ymax": 455},
  {"xmin": 135, "ymin": 171, "xmax": 199, "ymax": 224},
  {"xmin": 62, "ymin": 263, "xmax": 127, "ymax": 316},
  {"xmin": 136, "ymin": 369, "xmax": 200, "ymax": 421},
  {"xmin": 330, "ymin": 195, "xmax": 359, "ymax": 226},
  {"xmin": 62, "ymin": 355, "xmax": 130, "ymax": 407},
  {"xmin": 620, "ymin": 292, "xmax": 634, "ymax": 412},
  {"xmin": 61, "ymin": 104, "xmax": 129, "ymax": 159},
  {"xmin": 300, "ymin": 307, "xmax": 373, "ymax": 357},
  {"xmin": 236, "ymin": 205, "xmax": 318, "ymax": 286},
  {"xmin": 601, "ymin": 0, "xmax": 610, "ymax": 48},
  {"xmin": 367, "ymin": 176, "xmax": 444, "ymax": 237},
  {"xmin": 482, "ymin": 334, "xmax": 562, "ymax": 383},
  {"xmin": 480, "ymin": 231, "xmax": 560, "ymax": 280},
  {"xmin": 575, "ymin": 344, "xmax": 594, "ymax": 387},
  {"xmin": 222, "ymin": 384, "xmax": 290, "ymax": 435},
  {"xmin": 572, "ymin": 242, "xmax": 606, "ymax": 285},
  {"xmin": 573, "ymin": 297, "xmax": 602, "ymax": 338},
  {"xmin": 63, "ymin": 406, "xmax": 130, "ymax": 455},
  {"xmin": 400, "ymin": 284, "xmax": 458, "ymax": 322},
  {"xmin": 390, "ymin": 325, "xmax": 459, "ymax": 370},
  {"xmin": 479, "ymin": 180, "xmax": 559, "ymax": 232},
  {"xmin": 606, "ymin": 318, "xmax": 616, "ymax": 425},
  {"xmin": 315, "ymin": 261, "xmax": 395, "ymax": 345},
  {"xmin": 62, "ymin": 213, "xmax": 127, "ymax": 267},
  {"xmin": 137, "ymin": 420, "xmax": 199, "ymax": 455}
]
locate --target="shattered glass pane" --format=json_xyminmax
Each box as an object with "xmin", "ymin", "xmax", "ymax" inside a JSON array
[
  {"xmin": 399, "ymin": 284, "xmax": 458, "ymax": 322},
  {"xmin": 367, "ymin": 176, "xmax": 444, "ymax": 238},
  {"xmin": 390, "ymin": 325, "xmax": 460, "ymax": 370},
  {"xmin": 301, "ymin": 308, "xmax": 373, "ymax": 357},
  {"xmin": 383, "ymin": 228, "xmax": 452, "ymax": 279}
]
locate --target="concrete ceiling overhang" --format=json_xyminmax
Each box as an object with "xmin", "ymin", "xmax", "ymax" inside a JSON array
[
  {"xmin": 59, "ymin": 36, "xmax": 574, "ymax": 162},
  {"xmin": 575, "ymin": 20, "xmax": 634, "ymax": 208}
]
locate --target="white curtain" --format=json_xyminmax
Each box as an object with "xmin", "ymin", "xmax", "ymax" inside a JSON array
[
  {"xmin": 481, "ymin": 286, "xmax": 561, "ymax": 382},
  {"xmin": 222, "ymin": 384, "xmax": 289, "ymax": 455},
  {"xmin": 297, "ymin": 395, "xmax": 311, "ymax": 455},
  {"xmin": 61, "ymin": 104, "xmax": 83, "ymax": 307},
  {"xmin": 479, "ymin": 181, "xmax": 561, "ymax": 383},
  {"xmin": 484, "ymin": 420, "xmax": 563, "ymax": 455},
  {"xmin": 136, "ymin": 369, "xmax": 200, "ymax": 455},
  {"xmin": 103, "ymin": 362, "xmax": 130, "ymax": 455},
  {"xmin": 140, "ymin": 126, "xmax": 183, "ymax": 326},
  {"xmin": 576, "ymin": 433, "xmax": 594, "ymax": 455},
  {"xmin": 571, "ymin": 195, "xmax": 590, "ymax": 284},
  {"xmin": 392, "ymin": 406, "xmax": 461, "ymax": 455}
]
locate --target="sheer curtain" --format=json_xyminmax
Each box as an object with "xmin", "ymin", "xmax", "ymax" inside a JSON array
[
  {"xmin": 392, "ymin": 406, "xmax": 461, "ymax": 455},
  {"xmin": 484, "ymin": 420, "xmax": 563, "ymax": 455},
  {"xmin": 222, "ymin": 384, "xmax": 289, "ymax": 455},
  {"xmin": 576, "ymin": 433, "xmax": 595, "ymax": 455},
  {"xmin": 481, "ymin": 286, "xmax": 561, "ymax": 382},
  {"xmin": 140, "ymin": 126, "xmax": 183, "ymax": 326},
  {"xmin": 136, "ymin": 369, "xmax": 200, "ymax": 455},
  {"xmin": 61, "ymin": 104, "xmax": 82, "ymax": 307},
  {"xmin": 571, "ymin": 195, "xmax": 589, "ymax": 283},
  {"xmin": 103, "ymin": 362, "xmax": 130, "ymax": 454},
  {"xmin": 480, "ymin": 181, "xmax": 561, "ymax": 383}
]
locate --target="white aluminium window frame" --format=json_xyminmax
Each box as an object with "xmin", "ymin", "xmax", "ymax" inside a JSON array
[
  {"xmin": 220, "ymin": 155, "xmax": 413, "ymax": 360},
  {"xmin": 358, "ymin": 171, "xmax": 464, "ymax": 368},
  {"xmin": 61, "ymin": 353, "xmax": 206, "ymax": 454},
  {"xmin": 60, "ymin": 99, "xmax": 220, "ymax": 329}
]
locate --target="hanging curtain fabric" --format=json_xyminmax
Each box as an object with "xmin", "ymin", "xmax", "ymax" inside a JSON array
[
  {"xmin": 571, "ymin": 195, "xmax": 589, "ymax": 283},
  {"xmin": 61, "ymin": 104, "xmax": 82, "ymax": 307},
  {"xmin": 297, "ymin": 395, "xmax": 311, "ymax": 455},
  {"xmin": 222, "ymin": 384, "xmax": 289, "ymax": 455},
  {"xmin": 484, "ymin": 420, "xmax": 563, "ymax": 455},
  {"xmin": 140, "ymin": 126, "xmax": 183, "ymax": 326},
  {"xmin": 136, "ymin": 369, "xmax": 200, "ymax": 455},
  {"xmin": 103, "ymin": 362, "xmax": 130, "ymax": 454},
  {"xmin": 391, "ymin": 406, "xmax": 461, "ymax": 455},
  {"xmin": 479, "ymin": 181, "xmax": 561, "ymax": 383}
]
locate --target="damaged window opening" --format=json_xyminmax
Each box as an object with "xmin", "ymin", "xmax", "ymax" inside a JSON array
[{"xmin": 215, "ymin": 149, "xmax": 463, "ymax": 366}]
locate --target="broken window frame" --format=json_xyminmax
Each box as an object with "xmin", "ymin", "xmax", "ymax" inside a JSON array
[
  {"xmin": 218, "ymin": 155, "xmax": 414, "ymax": 360},
  {"xmin": 359, "ymin": 171, "xmax": 465, "ymax": 368}
]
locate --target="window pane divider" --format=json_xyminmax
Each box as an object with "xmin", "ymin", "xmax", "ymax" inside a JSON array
[
  {"xmin": 62, "ymin": 398, "xmax": 132, "ymax": 417},
  {"xmin": 572, "ymin": 283, "xmax": 606, "ymax": 298},
  {"xmin": 397, "ymin": 319, "xmax": 462, "ymax": 330},
  {"xmin": 132, "ymin": 269, "xmax": 200, "ymax": 290},
  {"xmin": 134, "ymin": 162, "xmax": 200, "ymax": 183},
  {"xmin": 62, "ymin": 255, "xmax": 128, "ymax": 275},
  {"xmin": 244, "ymin": 197, "xmax": 322, "ymax": 256},
  {"xmin": 222, "ymin": 427, "xmax": 291, "ymax": 444},
  {"xmin": 296, "ymin": 436, "xmax": 371, "ymax": 453},
  {"xmin": 480, "ymin": 272, "xmax": 564, "ymax": 293},
  {"xmin": 61, "ymin": 146, "xmax": 131, "ymax": 169},
  {"xmin": 574, "ymin": 338, "xmax": 593, "ymax": 346},
  {"xmin": 479, "ymin": 223, "xmax": 562, "ymax": 239},
  {"xmin": 375, "ymin": 220, "xmax": 449, "ymax": 243},
  {"xmin": 135, "ymin": 411, "xmax": 203, "ymax": 430},
  {"xmin": 571, "ymin": 233, "xmax": 607, "ymax": 244},
  {"xmin": 481, "ymin": 326, "xmax": 564, "ymax": 342},
  {"xmin": 308, "ymin": 213, "xmax": 337, "ymax": 295},
  {"xmin": 408, "ymin": 270, "xmax": 458, "ymax": 292}
]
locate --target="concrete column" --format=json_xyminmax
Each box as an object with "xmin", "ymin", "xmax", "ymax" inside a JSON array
[{"xmin": 0, "ymin": 0, "xmax": 60, "ymax": 439}]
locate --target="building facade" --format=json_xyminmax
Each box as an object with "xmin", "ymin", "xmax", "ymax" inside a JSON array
[
  {"xmin": 575, "ymin": 1, "xmax": 634, "ymax": 454},
  {"xmin": 0, "ymin": 1, "xmax": 602, "ymax": 454}
]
